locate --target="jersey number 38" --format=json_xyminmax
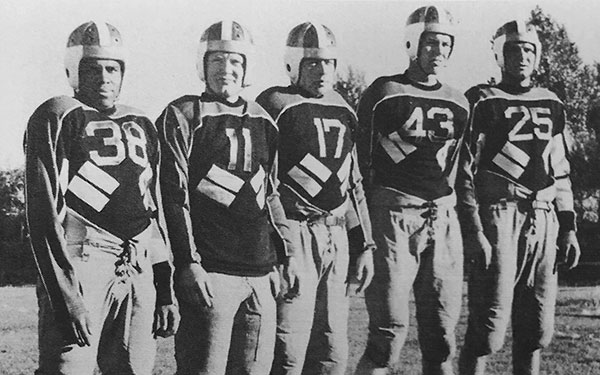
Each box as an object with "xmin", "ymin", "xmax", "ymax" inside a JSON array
[{"xmin": 85, "ymin": 120, "xmax": 149, "ymax": 167}]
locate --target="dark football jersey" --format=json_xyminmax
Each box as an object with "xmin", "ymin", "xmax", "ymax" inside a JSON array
[
  {"xmin": 257, "ymin": 86, "xmax": 356, "ymax": 213},
  {"xmin": 467, "ymin": 84, "xmax": 565, "ymax": 192},
  {"xmin": 157, "ymin": 93, "xmax": 281, "ymax": 276},
  {"xmin": 27, "ymin": 96, "xmax": 157, "ymax": 240},
  {"xmin": 357, "ymin": 74, "xmax": 469, "ymax": 201},
  {"xmin": 456, "ymin": 83, "xmax": 575, "ymax": 234},
  {"xmin": 24, "ymin": 95, "xmax": 162, "ymax": 336}
]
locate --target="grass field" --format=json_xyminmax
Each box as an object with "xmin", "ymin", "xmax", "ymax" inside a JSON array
[{"xmin": 2, "ymin": 285, "xmax": 600, "ymax": 374}]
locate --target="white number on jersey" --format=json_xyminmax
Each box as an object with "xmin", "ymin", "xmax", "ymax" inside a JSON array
[
  {"xmin": 401, "ymin": 107, "xmax": 454, "ymax": 138},
  {"xmin": 138, "ymin": 165, "xmax": 155, "ymax": 210},
  {"xmin": 124, "ymin": 122, "xmax": 149, "ymax": 166},
  {"xmin": 225, "ymin": 128, "xmax": 252, "ymax": 172},
  {"xmin": 402, "ymin": 107, "xmax": 426, "ymax": 137},
  {"xmin": 313, "ymin": 118, "xmax": 346, "ymax": 158},
  {"xmin": 506, "ymin": 106, "xmax": 552, "ymax": 142},
  {"xmin": 428, "ymin": 107, "xmax": 454, "ymax": 138},
  {"xmin": 85, "ymin": 121, "xmax": 149, "ymax": 167}
]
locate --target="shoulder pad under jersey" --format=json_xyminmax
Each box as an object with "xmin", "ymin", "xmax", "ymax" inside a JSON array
[
  {"xmin": 258, "ymin": 85, "xmax": 356, "ymax": 123},
  {"xmin": 113, "ymin": 103, "xmax": 148, "ymax": 119},
  {"xmin": 246, "ymin": 99, "xmax": 276, "ymax": 121},
  {"xmin": 469, "ymin": 84, "xmax": 563, "ymax": 106},
  {"xmin": 167, "ymin": 95, "xmax": 202, "ymax": 119},
  {"xmin": 366, "ymin": 74, "xmax": 443, "ymax": 107},
  {"xmin": 26, "ymin": 96, "xmax": 83, "ymax": 152},
  {"xmin": 370, "ymin": 74, "xmax": 400, "ymax": 89},
  {"xmin": 528, "ymin": 87, "xmax": 562, "ymax": 103},
  {"xmin": 256, "ymin": 86, "xmax": 296, "ymax": 119},
  {"xmin": 38, "ymin": 95, "xmax": 83, "ymax": 120},
  {"xmin": 324, "ymin": 89, "xmax": 356, "ymax": 110},
  {"xmin": 371, "ymin": 74, "xmax": 410, "ymax": 91},
  {"xmin": 437, "ymin": 83, "xmax": 469, "ymax": 110},
  {"xmin": 465, "ymin": 84, "xmax": 494, "ymax": 106}
]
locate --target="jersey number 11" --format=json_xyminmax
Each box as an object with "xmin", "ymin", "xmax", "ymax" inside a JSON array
[{"xmin": 225, "ymin": 128, "xmax": 252, "ymax": 172}]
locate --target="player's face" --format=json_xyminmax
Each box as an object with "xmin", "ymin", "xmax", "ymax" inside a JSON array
[
  {"xmin": 77, "ymin": 59, "xmax": 123, "ymax": 111},
  {"xmin": 298, "ymin": 58, "xmax": 336, "ymax": 97},
  {"xmin": 205, "ymin": 52, "xmax": 245, "ymax": 101},
  {"xmin": 417, "ymin": 32, "xmax": 452, "ymax": 75},
  {"xmin": 503, "ymin": 41, "xmax": 536, "ymax": 81}
]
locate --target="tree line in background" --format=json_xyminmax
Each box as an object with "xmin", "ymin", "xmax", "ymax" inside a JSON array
[
  {"xmin": 1, "ymin": 7, "xmax": 599, "ymax": 285},
  {"xmin": 0, "ymin": 167, "xmax": 32, "ymax": 284},
  {"xmin": 531, "ymin": 7, "xmax": 600, "ymax": 223}
]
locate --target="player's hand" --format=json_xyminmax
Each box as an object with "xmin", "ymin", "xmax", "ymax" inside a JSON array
[
  {"xmin": 176, "ymin": 262, "xmax": 214, "ymax": 308},
  {"xmin": 69, "ymin": 308, "xmax": 93, "ymax": 347},
  {"xmin": 153, "ymin": 304, "xmax": 180, "ymax": 338},
  {"xmin": 282, "ymin": 256, "xmax": 301, "ymax": 300},
  {"xmin": 269, "ymin": 267, "xmax": 281, "ymax": 299},
  {"xmin": 353, "ymin": 249, "xmax": 374, "ymax": 295},
  {"xmin": 465, "ymin": 231, "xmax": 492, "ymax": 269},
  {"xmin": 557, "ymin": 230, "xmax": 580, "ymax": 270}
]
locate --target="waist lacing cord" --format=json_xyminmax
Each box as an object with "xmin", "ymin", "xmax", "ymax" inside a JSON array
[
  {"xmin": 421, "ymin": 201, "xmax": 438, "ymax": 244},
  {"xmin": 114, "ymin": 239, "xmax": 142, "ymax": 281},
  {"xmin": 521, "ymin": 196, "xmax": 542, "ymax": 236},
  {"xmin": 526, "ymin": 200, "xmax": 537, "ymax": 235},
  {"xmin": 520, "ymin": 197, "xmax": 544, "ymax": 287},
  {"xmin": 405, "ymin": 201, "xmax": 439, "ymax": 245}
]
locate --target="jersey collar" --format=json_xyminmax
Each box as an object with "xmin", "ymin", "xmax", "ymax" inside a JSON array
[
  {"xmin": 401, "ymin": 71, "xmax": 442, "ymax": 91},
  {"xmin": 497, "ymin": 81, "xmax": 533, "ymax": 94},
  {"xmin": 201, "ymin": 91, "xmax": 246, "ymax": 107}
]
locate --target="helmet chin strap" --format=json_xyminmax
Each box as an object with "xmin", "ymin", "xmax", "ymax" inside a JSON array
[
  {"xmin": 406, "ymin": 56, "xmax": 437, "ymax": 86},
  {"xmin": 417, "ymin": 57, "xmax": 429, "ymax": 76},
  {"xmin": 406, "ymin": 38, "xmax": 433, "ymax": 83},
  {"xmin": 501, "ymin": 70, "xmax": 532, "ymax": 88}
]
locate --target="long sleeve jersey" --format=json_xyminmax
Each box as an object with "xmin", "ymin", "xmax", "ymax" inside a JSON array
[
  {"xmin": 456, "ymin": 83, "xmax": 576, "ymax": 233},
  {"xmin": 256, "ymin": 86, "xmax": 375, "ymax": 252},
  {"xmin": 157, "ymin": 93, "xmax": 294, "ymax": 276},
  {"xmin": 356, "ymin": 73, "xmax": 469, "ymax": 201},
  {"xmin": 25, "ymin": 95, "xmax": 170, "ymax": 342}
]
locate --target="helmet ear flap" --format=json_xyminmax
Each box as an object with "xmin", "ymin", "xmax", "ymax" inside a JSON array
[
  {"xmin": 64, "ymin": 20, "xmax": 126, "ymax": 90},
  {"xmin": 196, "ymin": 20, "xmax": 255, "ymax": 86},
  {"xmin": 284, "ymin": 22, "xmax": 338, "ymax": 85},
  {"xmin": 492, "ymin": 20, "xmax": 541, "ymax": 70},
  {"xmin": 404, "ymin": 6, "xmax": 455, "ymax": 61}
]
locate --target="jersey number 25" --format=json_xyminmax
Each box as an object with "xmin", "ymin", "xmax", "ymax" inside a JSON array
[{"xmin": 505, "ymin": 106, "xmax": 552, "ymax": 141}]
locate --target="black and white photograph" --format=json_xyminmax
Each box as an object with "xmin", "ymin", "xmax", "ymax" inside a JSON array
[{"xmin": 1, "ymin": 0, "xmax": 600, "ymax": 374}]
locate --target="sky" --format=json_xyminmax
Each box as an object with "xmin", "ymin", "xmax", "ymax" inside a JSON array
[{"xmin": 2, "ymin": 0, "xmax": 600, "ymax": 168}]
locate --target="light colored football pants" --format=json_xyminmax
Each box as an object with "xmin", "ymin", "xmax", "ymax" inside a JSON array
[
  {"xmin": 36, "ymin": 220, "xmax": 157, "ymax": 375},
  {"xmin": 175, "ymin": 272, "xmax": 276, "ymax": 375},
  {"xmin": 463, "ymin": 201, "xmax": 559, "ymax": 356},
  {"xmin": 271, "ymin": 216, "xmax": 350, "ymax": 375},
  {"xmin": 363, "ymin": 187, "xmax": 463, "ymax": 371}
]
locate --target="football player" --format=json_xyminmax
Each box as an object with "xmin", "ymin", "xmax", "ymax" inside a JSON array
[
  {"xmin": 354, "ymin": 6, "xmax": 468, "ymax": 375},
  {"xmin": 156, "ymin": 20, "xmax": 296, "ymax": 375},
  {"xmin": 456, "ymin": 20, "xmax": 580, "ymax": 375},
  {"xmin": 256, "ymin": 22, "xmax": 375, "ymax": 375},
  {"xmin": 25, "ymin": 21, "xmax": 178, "ymax": 375}
]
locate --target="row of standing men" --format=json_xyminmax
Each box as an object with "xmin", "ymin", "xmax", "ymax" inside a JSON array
[{"xmin": 25, "ymin": 5, "xmax": 581, "ymax": 375}]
